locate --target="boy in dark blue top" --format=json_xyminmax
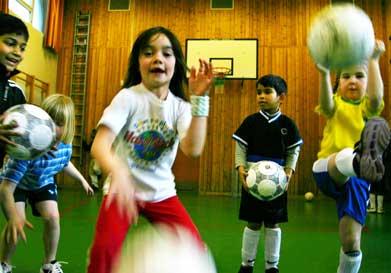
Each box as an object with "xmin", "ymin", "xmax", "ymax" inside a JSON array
[
  {"xmin": 0, "ymin": 13, "xmax": 29, "ymax": 167},
  {"xmin": 233, "ymin": 75, "xmax": 303, "ymax": 273}
]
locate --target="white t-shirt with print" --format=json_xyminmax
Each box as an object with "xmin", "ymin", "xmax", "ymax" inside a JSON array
[{"xmin": 99, "ymin": 83, "xmax": 192, "ymax": 202}]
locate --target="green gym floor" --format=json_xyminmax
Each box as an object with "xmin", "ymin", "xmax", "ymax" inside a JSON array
[{"xmin": 1, "ymin": 189, "xmax": 390, "ymax": 273}]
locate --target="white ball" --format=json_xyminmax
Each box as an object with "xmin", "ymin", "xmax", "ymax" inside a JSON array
[
  {"xmin": 307, "ymin": 4, "xmax": 375, "ymax": 70},
  {"xmin": 114, "ymin": 225, "xmax": 217, "ymax": 273},
  {"xmin": 245, "ymin": 161, "xmax": 287, "ymax": 201},
  {"xmin": 3, "ymin": 104, "xmax": 57, "ymax": 160}
]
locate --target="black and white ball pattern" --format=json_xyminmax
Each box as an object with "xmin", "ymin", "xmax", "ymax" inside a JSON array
[
  {"xmin": 246, "ymin": 160, "xmax": 287, "ymax": 201},
  {"xmin": 3, "ymin": 104, "xmax": 56, "ymax": 160}
]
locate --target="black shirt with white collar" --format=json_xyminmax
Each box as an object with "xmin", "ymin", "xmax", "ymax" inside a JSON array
[
  {"xmin": 0, "ymin": 64, "xmax": 26, "ymax": 114},
  {"xmin": 232, "ymin": 109, "xmax": 303, "ymax": 165}
]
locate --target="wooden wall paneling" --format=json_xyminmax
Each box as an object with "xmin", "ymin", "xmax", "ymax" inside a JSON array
[
  {"xmin": 210, "ymin": 91, "xmax": 221, "ymax": 192},
  {"xmin": 222, "ymin": 81, "xmax": 233, "ymax": 193},
  {"xmin": 85, "ymin": 48, "xmax": 97, "ymax": 135}
]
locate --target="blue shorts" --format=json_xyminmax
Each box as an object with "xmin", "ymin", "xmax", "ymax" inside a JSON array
[{"xmin": 313, "ymin": 171, "xmax": 370, "ymax": 225}]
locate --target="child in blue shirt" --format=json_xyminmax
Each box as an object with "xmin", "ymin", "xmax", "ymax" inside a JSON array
[{"xmin": 0, "ymin": 94, "xmax": 94, "ymax": 273}]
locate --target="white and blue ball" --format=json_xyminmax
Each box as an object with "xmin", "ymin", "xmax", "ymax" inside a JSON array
[
  {"xmin": 246, "ymin": 161, "xmax": 287, "ymax": 201},
  {"xmin": 3, "ymin": 104, "xmax": 56, "ymax": 160},
  {"xmin": 307, "ymin": 4, "xmax": 375, "ymax": 70}
]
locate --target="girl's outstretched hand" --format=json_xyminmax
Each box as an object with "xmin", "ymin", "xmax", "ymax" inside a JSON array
[{"xmin": 189, "ymin": 59, "xmax": 214, "ymax": 96}]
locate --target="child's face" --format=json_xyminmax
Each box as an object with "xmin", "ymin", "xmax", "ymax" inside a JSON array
[
  {"xmin": 138, "ymin": 33, "xmax": 176, "ymax": 91},
  {"xmin": 338, "ymin": 65, "xmax": 367, "ymax": 101},
  {"xmin": 55, "ymin": 125, "xmax": 64, "ymax": 143},
  {"xmin": 256, "ymin": 84, "xmax": 282, "ymax": 113},
  {"xmin": 0, "ymin": 33, "xmax": 27, "ymax": 72}
]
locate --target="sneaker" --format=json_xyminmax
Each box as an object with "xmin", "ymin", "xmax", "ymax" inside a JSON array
[
  {"xmin": 238, "ymin": 265, "xmax": 254, "ymax": 273},
  {"xmin": 367, "ymin": 207, "xmax": 377, "ymax": 213},
  {"xmin": 40, "ymin": 261, "xmax": 67, "ymax": 273},
  {"xmin": 265, "ymin": 268, "xmax": 279, "ymax": 273},
  {"xmin": 355, "ymin": 117, "xmax": 391, "ymax": 183},
  {"xmin": 1, "ymin": 262, "xmax": 13, "ymax": 273},
  {"xmin": 377, "ymin": 207, "xmax": 384, "ymax": 214}
]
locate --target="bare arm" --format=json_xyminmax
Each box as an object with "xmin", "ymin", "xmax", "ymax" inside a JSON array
[
  {"xmin": 180, "ymin": 59, "xmax": 213, "ymax": 157},
  {"xmin": 91, "ymin": 126, "xmax": 125, "ymax": 176},
  {"xmin": 317, "ymin": 64, "xmax": 335, "ymax": 117},
  {"xmin": 0, "ymin": 180, "xmax": 18, "ymax": 220},
  {"xmin": 91, "ymin": 125, "xmax": 137, "ymax": 220},
  {"xmin": 180, "ymin": 116, "xmax": 208, "ymax": 157},
  {"xmin": 0, "ymin": 180, "xmax": 32, "ymax": 243},
  {"xmin": 64, "ymin": 162, "xmax": 94, "ymax": 195},
  {"xmin": 366, "ymin": 40, "xmax": 385, "ymax": 112}
]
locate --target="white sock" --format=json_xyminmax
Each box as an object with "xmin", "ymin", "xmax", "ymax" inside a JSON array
[
  {"xmin": 241, "ymin": 227, "xmax": 260, "ymax": 267},
  {"xmin": 369, "ymin": 193, "xmax": 376, "ymax": 210},
  {"xmin": 377, "ymin": 195, "xmax": 384, "ymax": 210},
  {"xmin": 337, "ymin": 249, "xmax": 362, "ymax": 273},
  {"xmin": 312, "ymin": 157, "xmax": 328, "ymax": 173},
  {"xmin": 335, "ymin": 148, "xmax": 357, "ymax": 177},
  {"xmin": 264, "ymin": 227, "xmax": 281, "ymax": 269}
]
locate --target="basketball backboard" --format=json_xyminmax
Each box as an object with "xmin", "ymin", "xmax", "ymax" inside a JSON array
[{"xmin": 185, "ymin": 39, "xmax": 258, "ymax": 80}]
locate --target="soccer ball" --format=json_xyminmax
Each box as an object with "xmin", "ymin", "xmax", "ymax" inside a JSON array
[
  {"xmin": 114, "ymin": 225, "xmax": 217, "ymax": 273},
  {"xmin": 307, "ymin": 3, "xmax": 375, "ymax": 70},
  {"xmin": 2, "ymin": 104, "xmax": 56, "ymax": 160},
  {"xmin": 246, "ymin": 161, "xmax": 287, "ymax": 201}
]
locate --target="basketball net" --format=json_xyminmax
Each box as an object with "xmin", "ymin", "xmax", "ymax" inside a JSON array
[{"xmin": 213, "ymin": 67, "xmax": 230, "ymax": 95}]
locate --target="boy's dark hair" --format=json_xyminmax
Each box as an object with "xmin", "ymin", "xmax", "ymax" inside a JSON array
[
  {"xmin": 257, "ymin": 74, "xmax": 287, "ymax": 95},
  {"xmin": 122, "ymin": 26, "xmax": 187, "ymax": 101},
  {"xmin": 0, "ymin": 13, "xmax": 29, "ymax": 41}
]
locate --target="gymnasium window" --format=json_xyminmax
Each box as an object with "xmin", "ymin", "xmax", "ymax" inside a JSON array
[{"xmin": 9, "ymin": 0, "xmax": 48, "ymax": 33}]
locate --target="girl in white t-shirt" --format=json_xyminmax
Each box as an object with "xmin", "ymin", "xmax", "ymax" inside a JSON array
[{"xmin": 87, "ymin": 26, "xmax": 213, "ymax": 273}]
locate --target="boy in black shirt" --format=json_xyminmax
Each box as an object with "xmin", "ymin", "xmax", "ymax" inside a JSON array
[
  {"xmin": 233, "ymin": 75, "xmax": 303, "ymax": 273},
  {"xmin": 0, "ymin": 13, "xmax": 29, "ymax": 168}
]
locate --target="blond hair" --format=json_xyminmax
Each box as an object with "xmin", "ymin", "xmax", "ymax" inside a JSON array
[{"xmin": 41, "ymin": 94, "xmax": 75, "ymax": 144}]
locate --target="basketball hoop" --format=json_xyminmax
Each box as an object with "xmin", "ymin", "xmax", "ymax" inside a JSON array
[{"xmin": 212, "ymin": 67, "xmax": 231, "ymax": 95}]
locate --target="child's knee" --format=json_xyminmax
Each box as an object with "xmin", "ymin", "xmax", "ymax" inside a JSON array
[
  {"xmin": 341, "ymin": 232, "xmax": 361, "ymax": 252},
  {"xmin": 41, "ymin": 213, "xmax": 60, "ymax": 226}
]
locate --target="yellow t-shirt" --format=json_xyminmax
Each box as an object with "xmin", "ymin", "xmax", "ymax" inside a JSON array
[{"xmin": 317, "ymin": 95, "xmax": 384, "ymax": 159}]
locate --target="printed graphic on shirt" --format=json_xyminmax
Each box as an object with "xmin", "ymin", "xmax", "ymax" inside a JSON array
[{"xmin": 122, "ymin": 118, "xmax": 176, "ymax": 170}]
